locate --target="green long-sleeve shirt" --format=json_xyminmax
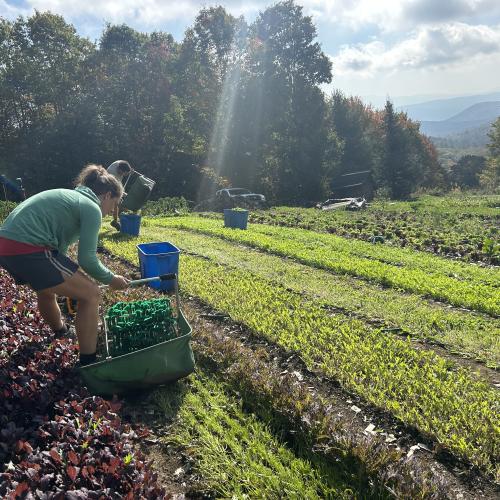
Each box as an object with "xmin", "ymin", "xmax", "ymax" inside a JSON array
[{"xmin": 0, "ymin": 185, "xmax": 114, "ymax": 284}]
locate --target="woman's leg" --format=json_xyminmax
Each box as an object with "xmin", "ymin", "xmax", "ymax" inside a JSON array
[
  {"xmin": 110, "ymin": 205, "xmax": 121, "ymax": 230},
  {"xmin": 39, "ymin": 270, "xmax": 101, "ymax": 355},
  {"xmin": 36, "ymin": 291, "xmax": 64, "ymax": 331}
]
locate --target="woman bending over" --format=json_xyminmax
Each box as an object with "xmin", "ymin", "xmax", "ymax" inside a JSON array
[{"xmin": 0, "ymin": 165, "xmax": 129, "ymax": 365}]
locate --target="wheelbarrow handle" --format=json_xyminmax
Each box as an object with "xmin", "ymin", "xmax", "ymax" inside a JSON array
[{"xmin": 128, "ymin": 273, "xmax": 177, "ymax": 287}]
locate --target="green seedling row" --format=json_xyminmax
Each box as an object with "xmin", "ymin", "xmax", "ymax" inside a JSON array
[
  {"xmin": 157, "ymin": 373, "xmax": 354, "ymax": 498},
  {"xmin": 149, "ymin": 217, "xmax": 500, "ymax": 316},
  {"xmin": 154, "ymin": 216, "xmax": 497, "ymax": 286},
  {"xmin": 151, "ymin": 216, "xmax": 499, "ymax": 286},
  {"xmin": 115, "ymin": 226, "xmax": 499, "ymax": 367},
  {"xmin": 105, "ymin": 237, "xmax": 500, "ymax": 476},
  {"xmin": 249, "ymin": 198, "xmax": 499, "ymax": 264},
  {"xmin": 371, "ymin": 194, "xmax": 500, "ymax": 216}
]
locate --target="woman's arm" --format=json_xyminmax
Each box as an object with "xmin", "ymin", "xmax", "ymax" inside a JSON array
[{"xmin": 77, "ymin": 202, "xmax": 114, "ymax": 284}]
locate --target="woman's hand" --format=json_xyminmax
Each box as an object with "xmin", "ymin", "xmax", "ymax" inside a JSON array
[{"xmin": 109, "ymin": 275, "xmax": 130, "ymax": 290}]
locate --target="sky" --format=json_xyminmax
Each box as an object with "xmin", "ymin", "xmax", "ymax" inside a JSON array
[{"xmin": 2, "ymin": 0, "xmax": 500, "ymax": 106}]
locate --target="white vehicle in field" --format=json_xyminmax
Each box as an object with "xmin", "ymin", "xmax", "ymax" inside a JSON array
[{"xmin": 215, "ymin": 188, "xmax": 266, "ymax": 208}]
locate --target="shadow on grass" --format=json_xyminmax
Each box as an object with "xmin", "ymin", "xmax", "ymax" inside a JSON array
[
  {"xmin": 119, "ymin": 377, "xmax": 190, "ymax": 429},
  {"xmin": 99, "ymin": 228, "xmax": 140, "ymax": 244}
]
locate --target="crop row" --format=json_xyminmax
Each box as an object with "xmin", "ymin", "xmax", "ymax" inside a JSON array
[
  {"xmin": 104, "ymin": 236, "xmax": 500, "ymax": 477},
  {"xmin": 158, "ymin": 373, "xmax": 353, "ymax": 498},
  {"xmin": 250, "ymin": 204, "xmax": 499, "ymax": 264},
  {"xmin": 188, "ymin": 309, "xmax": 448, "ymax": 498},
  {"xmin": 149, "ymin": 217, "xmax": 500, "ymax": 316},
  {"xmin": 100, "ymin": 273, "xmax": 351, "ymax": 497},
  {"xmin": 375, "ymin": 194, "xmax": 500, "ymax": 216},
  {"xmin": 101, "ymin": 249, "xmax": 497, "ymax": 497},
  {"xmin": 0, "ymin": 270, "xmax": 165, "ymax": 498},
  {"xmin": 108, "ymin": 227, "xmax": 499, "ymax": 368},
  {"xmin": 0, "ymin": 265, "xmax": 349, "ymax": 498},
  {"xmin": 106, "ymin": 247, "xmax": 486, "ymax": 498},
  {"xmin": 150, "ymin": 216, "xmax": 497, "ymax": 286},
  {"xmin": 101, "ymin": 244, "xmax": 397, "ymax": 497}
]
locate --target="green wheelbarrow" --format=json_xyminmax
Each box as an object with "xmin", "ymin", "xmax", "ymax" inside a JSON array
[{"xmin": 79, "ymin": 273, "xmax": 195, "ymax": 396}]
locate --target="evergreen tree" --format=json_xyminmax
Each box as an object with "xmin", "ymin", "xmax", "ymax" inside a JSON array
[
  {"xmin": 480, "ymin": 118, "xmax": 500, "ymax": 192},
  {"xmin": 327, "ymin": 91, "xmax": 382, "ymax": 196},
  {"xmin": 379, "ymin": 100, "xmax": 426, "ymax": 199},
  {"xmin": 450, "ymin": 155, "xmax": 486, "ymax": 189}
]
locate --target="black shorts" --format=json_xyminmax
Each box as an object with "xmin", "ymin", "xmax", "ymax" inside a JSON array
[{"xmin": 0, "ymin": 250, "xmax": 79, "ymax": 291}]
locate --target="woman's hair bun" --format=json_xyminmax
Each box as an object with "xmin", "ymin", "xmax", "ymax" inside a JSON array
[{"xmin": 74, "ymin": 164, "xmax": 123, "ymax": 198}]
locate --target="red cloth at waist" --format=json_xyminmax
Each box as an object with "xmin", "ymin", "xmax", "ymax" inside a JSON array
[{"xmin": 0, "ymin": 237, "xmax": 49, "ymax": 256}]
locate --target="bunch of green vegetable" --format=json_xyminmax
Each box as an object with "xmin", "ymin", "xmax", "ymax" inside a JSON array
[{"xmin": 105, "ymin": 298, "xmax": 177, "ymax": 357}]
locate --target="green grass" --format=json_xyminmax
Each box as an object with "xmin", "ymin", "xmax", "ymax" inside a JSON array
[
  {"xmin": 156, "ymin": 373, "xmax": 354, "ymax": 499},
  {"xmin": 104, "ymin": 235, "xmax": 500, "ymax": 477},
  {"xmin": 147, "ymin": 217, "xmax": 500, "ymax": 316}
]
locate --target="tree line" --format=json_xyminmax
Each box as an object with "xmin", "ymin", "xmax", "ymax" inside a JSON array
[{"xmin": 2, "ymin": 1, "xmax": 493, "ymax": 204}]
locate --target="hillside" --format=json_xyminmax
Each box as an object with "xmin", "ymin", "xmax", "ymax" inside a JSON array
[
  {"xmin": 431, "ymin": 122, "xmax": 491, "ymax": 150},
  {"xmin": 420, "ymin": 101, "xmax": 500, "ymax": 137},
  {"xmin": 399, "ymin": 91, "xmax": 500, "ymax": 121}
]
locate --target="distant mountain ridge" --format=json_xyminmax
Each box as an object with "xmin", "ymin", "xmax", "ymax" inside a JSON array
[
  {"xmin": 420, "ymin": 101, "xmax": 500, "ymax": 137},
  {"xmin": 398, "ymin": 91, "xmax": 500, "ymax": 121}
]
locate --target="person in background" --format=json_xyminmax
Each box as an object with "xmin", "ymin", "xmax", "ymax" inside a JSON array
[
  {"xmin": 107, "ymin": 160, "xmax": 133, "ymax": 231},
  {"xmin": 0, "ymin": 164, "xmax": 129, "ymax": 366}
]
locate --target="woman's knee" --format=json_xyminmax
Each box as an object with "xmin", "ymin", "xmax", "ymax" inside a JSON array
[
  {"xmin": 36, "ymin": 290, "xmax": 56, "ymax": 302},
  {"xmin": 78, "ymin": 283, "xmax": 101, "ymax": 305},
  {"xmin": 63, "ymin": 274, "xmax": 100, "ymax": 304}
]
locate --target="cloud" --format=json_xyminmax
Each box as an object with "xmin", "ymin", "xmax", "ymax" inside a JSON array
[
  {"xmin": 333, "ymin": 41, "xmax": 383, "ymax": 75},
  {"xmin": 403, "ymin": 0, "xmax": 481, "ymax": 23},
  {"xmin": 26, "ymin": 0, "xmax": 198, "ymax": 25},
  {"xmin": 4, "ymin": 0, "xmax": 265, "ymax": 26},
  {"xmin": 4, "ymin": 0, "xmax": 500, "ymax": 35},
  {"xmin": 1, "ymin": 0, "xmax": 31, "ymax": 18},
  {"xmin": 301, "ymin": 0, "xmax": 500, "ymax": 32},
  {"xmin": 401, "ymin": 0, "xmax": 500, "ymax": 24},
  {"xmin": 333, "ymin": 22, "xmax": 500, "ymax": 76}
]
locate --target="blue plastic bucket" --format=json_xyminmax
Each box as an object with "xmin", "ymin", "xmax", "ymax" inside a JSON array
[
  {"xmin": 224, "ymin": 209, "xmax": 249, "ymax": 229},
  {"xmin": 137, "ymin": 242, "xmax": 180, "ymax": 291},
  {"xmin": 120, "ymin": 214, "xmax": 141, "ymax": 236}
]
